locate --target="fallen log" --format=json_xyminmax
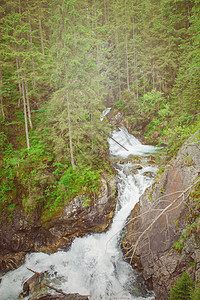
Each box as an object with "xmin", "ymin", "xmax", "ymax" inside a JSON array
[
  {"xmin": 109, "ymin": 135, "xmax": 129, "ymax": 151},
  {"xmin": 27, "ymin": 267, "xmax": 41, "ymax": 276},
  {"xmin": 101, "ymin": 129, "xmax": 129, "ymax": 151}
]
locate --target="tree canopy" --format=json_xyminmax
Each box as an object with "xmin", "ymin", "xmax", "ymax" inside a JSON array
[{"xmin": 0, "ymin": 0, "xmax": 199, "ymax": 220}]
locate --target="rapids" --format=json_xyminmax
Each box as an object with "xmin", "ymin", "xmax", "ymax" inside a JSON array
[{"xmin": 0, "ymin": 127, "xmax": 158, "ymax": 300}]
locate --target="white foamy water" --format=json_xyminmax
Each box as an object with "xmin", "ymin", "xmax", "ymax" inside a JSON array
[
  {"xmin": 0, "ymin": 127, "xmax": 157, "ymax": 300},
  {"xmin": 100, "ymin": 107, "xmax": 111, "ymax": 121},
  {"xmin": 109, "ymin": 127, "xmax": 156, "ymax": 158}
]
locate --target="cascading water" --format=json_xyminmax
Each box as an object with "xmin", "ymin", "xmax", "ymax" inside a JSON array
[{"xmin": 0, "ymin": 127, "xmax": 157, "ymax": 300}]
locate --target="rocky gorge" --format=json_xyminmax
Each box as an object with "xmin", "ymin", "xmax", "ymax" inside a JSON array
[
  {"xmin": 0, "ymin": 126, "xmax": 159, "ymax": 300},
  {"xmin": 0, "ymin": 121, "xmax": 199, "ymax": 299},
  {"xmin": 123, "ymin": 130, "xmax": 200, "ymax": 299}
]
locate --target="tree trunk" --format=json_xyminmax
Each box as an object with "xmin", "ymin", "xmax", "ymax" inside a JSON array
[
  {"xmin": 143, "ymin": 74, "xmax": 146, "ymax": 95},
  {"xmin": 135, "ymin": 58, "xmax": 139, "ymax": 101},
  {"xmin": 125, "ymin": 0, "xmax": 130, "ymax": 91},
  {"xmin": 132, "ymin": 12, "xmax": 139, "ymax": 101},
  {"xmin": 125, "ymin": 35, "xmax": 130, "ymax": 91},
  {"xmin": 39, "ymin": 17, "xmax": 45, "ymax": 56},
  {"xmin": 0, "ymin": 69, "xmax": 5, "ymax": 121},
  {"xmin": 67, "ymin": 92, "xmax": 75, "ymax": 170},
  {"xmin": 90, "ymin": 113, "xmax": 94, "ymax": 150},
  {"xmin": 28, "ymin": 14, "xmax": 36, "ymax": 88},
  {"xmin": 22, "ymin": 79, "xmax": 30, "ymax": 150},
  {"xmin": 18, "ymin": 0, "xmax": 21, "ymax": 14},
  {"xmin": 115, "ymin": 11, "xmax": 121, "ymax": 99},
  {"xmin": 152, "ymin": 68, "xmax": 155, "ymax": 90},
  {"xmin": 24, "ymin": 75, "xmax": 33, "ymax": 129},
  {"xmin": 16, "ymin": 56, "xmax": 22, "ymax": 106},
  {"xmin": 104, "ymin": 0, "xmax": 107, "ymax": 24}
]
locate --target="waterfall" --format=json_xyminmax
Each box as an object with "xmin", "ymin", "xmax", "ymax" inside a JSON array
[{"xmin": 0, "ymin": 127, "xmax": 157, "ymax": 300}]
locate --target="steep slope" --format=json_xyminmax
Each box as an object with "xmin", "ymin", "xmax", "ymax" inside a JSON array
[
  {"xmin": 123, "ymin": 131, "xmax": 200, "ymax": 299},
  {"xmin": 0, "ymin": 175, "xmax": 117, "ymax": 273}
]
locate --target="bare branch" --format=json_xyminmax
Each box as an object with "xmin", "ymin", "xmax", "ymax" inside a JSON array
[{"xmin": 127, "ymin": 179, "xmax": 200, "ymax": 263}]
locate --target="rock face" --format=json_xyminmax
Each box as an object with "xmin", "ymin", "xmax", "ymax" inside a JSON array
[
  {"xmin": 123, "ymin": 131, "xmax": 200, "ymax": 299},
  {"xmin": 0, "ymin": 174, "xmax": 117, "ymax": 272}
]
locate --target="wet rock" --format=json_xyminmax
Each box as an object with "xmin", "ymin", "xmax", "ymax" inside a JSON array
[
  {"xmin": 40, "ymin": 174, "xmax": 117, "ymax": 252},
  {"xmin": 130, "ymin": 118, "xmax": 150, "ymax": 132},
  {"xmin": 131, "ymin": 165, "xmax": 143, "ymax": 175},
  {"xmin": 123, "ymin": 131, "xmax": 200, "ymax": 299},
  {"xmin": 0, "ymin": 174, "xmax": 117, "ymax": 271},
  {"xmin": 142, "ymin": 171, "xmax": 156, "ymax": 178},
  {"xmin": 123, "ymin": 165, "xmax": 132, "ymax": 176},
  {"xmin": 21, "ymin": 273, "xmax": 42, "ymax": 298},
  {"xmin": 107, "ymin": 110, "xmax": 129, "ymax": 129},
  {"xmin": 30, "ymin": 295, "xmax": 89, "ymax": 300},
  {"xmin": 0, "ymin": 252, "xmax": 26, "ymax": 272},
  {"xmin": 19, "ymin": 272, "xmax": 89, "ymax": 300}
]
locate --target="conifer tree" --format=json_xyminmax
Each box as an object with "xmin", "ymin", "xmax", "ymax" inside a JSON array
[
  {"xmin": 45, "ymin": 0, "xmax": 110, "ymax": 168},
  {"xmin": 172, "ymin": 0, "xmax": 200, "ymax": 117},
  {"xmin": 169, "ymin": 272, "xmax": 194, "ymax": 300}
]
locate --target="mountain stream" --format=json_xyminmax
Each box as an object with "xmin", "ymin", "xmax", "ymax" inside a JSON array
[{"xmin": 0, "ymin": 127, "xmax": 157, "ymax": 300}]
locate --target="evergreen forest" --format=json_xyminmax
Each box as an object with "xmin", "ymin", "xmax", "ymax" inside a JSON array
[{"xmin": 0, "ymin": 0, "xmax": 200, "ymax": 222}]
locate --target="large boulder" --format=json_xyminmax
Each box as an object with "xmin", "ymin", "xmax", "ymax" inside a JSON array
[
  {"xmin": 123, "ymin": 131, "xmax": 200, "ymax": 299},
  {"xmin": 0, "ymin": 174, "xmax": 117, "ymax": 272}
]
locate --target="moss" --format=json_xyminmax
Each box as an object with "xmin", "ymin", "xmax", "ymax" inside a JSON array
[
  {"xmin": 160, "ymin": 186, "xmax": 165, "ymax": 194},
  {"xmin": 173, "ymin": 240, "xmax": 184, "ymax": 253},
  {"xmin": 148, "ymin": 189, "xmax": 153, "ymax": 201},
  {"xmin": 186, "ymin": 179, "xmax": 200, "ymax": 222},
  {"xmin": 184, "ymin": 155, "xmax": 194, "ymax": 167},
  {"xmin": 173, "ymin": 217, "xmax": 200, "ymax": 253}
]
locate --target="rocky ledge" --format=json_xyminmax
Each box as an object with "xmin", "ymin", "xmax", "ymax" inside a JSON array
[
  {"xmin": 123, "ymin": 131, "xmax": 200, "ymax": 299},
  {"xmin": 0, "ymin": 174, "xmax": 117, "ymax": 273}
]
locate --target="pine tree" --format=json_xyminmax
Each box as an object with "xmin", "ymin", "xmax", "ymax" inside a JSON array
[
  {"xmin": 172, "ymin": 0, "xmax": 200, "ymax": 117},
  {"xmin": 0, "ymin": 0, "xmax": 50, "ymax": 148},
  {"xmin": 44, "ymin": 0, "xmax": 110, "ymax": 168},
  {"xmin": 169, "ymin": 272, "xmax": 194, "ymax": 300}
]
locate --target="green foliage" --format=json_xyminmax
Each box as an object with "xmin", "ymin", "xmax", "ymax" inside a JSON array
[
  {"xmin": 41, "ymin": 164, "xmax": 102, "ymax": 222},
  {"xmin": 140, "ymin": 89, "xmax": 166, "ymax": 115},
  {"xmin": 165, "ymin": 118, "xmax": 199, "ymax": 156},
  {"xmin": 113, "ymin": 100, "xmax": 126, "ymax": 110},
  {"xmin": 192, "ymin": 284, "xmax": 200, "ymax": 300},
  {"xmin": 158, "ymin": 103, "xmax": 173, "ymax": 118},
  {"xmin": 0, "ymin": 0, "xmax": 114, "ymax": 223},
  {"xmin": 173, "ymin": 213, "xmax": 200, "ymax": 257},
  {"xmin": 169, "ymin": 273, "xmax": 200, "ymax": 300},
  {"xmin": 168, "ymin": 272, "xmax": 194, "ymax": 300},
  {"xmin": 113, "ymin": 90, "xmax": 141, "ymax": 123},
  {"xmin": 188, "ymin": 180, "xmax": 200, "ymax": 220},
  {"xmin": 0, "ymin": 0, "xmax": 200, "ymax": 224},
  {"xmin": 0, "ymin": 120, "xmax": 104, "ymax": 221},
  {"xmin": 0, "ymin": 133, "xmax": 18, "ymax": 215},
  {"xmin": 173, "ymin": 236, "xmax": 184, "ymax": 253}
]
